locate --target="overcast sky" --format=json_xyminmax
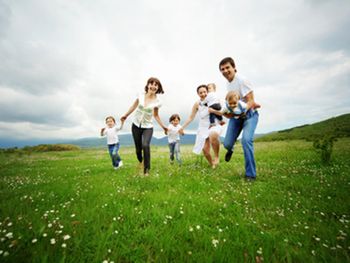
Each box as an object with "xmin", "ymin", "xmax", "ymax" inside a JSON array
[{"xmin": 0, "ymin": 0, "xmax": 349, "ymax": 141}]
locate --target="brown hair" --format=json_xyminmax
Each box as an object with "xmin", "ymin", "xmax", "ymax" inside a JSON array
[
  {"xmin": 105, "ymin": 116, "xmax": 116, "ymax": 123},
  {"xmin": 219, "ymin": 57, "xmax": 237, "ymax": 72},
  {"xmin": 145, "ymin": 77, "xmax": 164, "ymax": 94},
  {"xmin": 196, "ymin": 84, "xmax": 208, "ymax": 93},
  {"xmin": 169, "ymin": 114, "xmax": 181, "ymax": 123}
]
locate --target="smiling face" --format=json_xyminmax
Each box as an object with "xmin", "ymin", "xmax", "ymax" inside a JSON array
[
  {"xmin": 197, "ymin": 86, "xmax": 208, "ymax": 101},
  {"xmin": 220, "ymin": 62, "xmax": 236, "ymax": 82},
  {"xmin": 105, "ymin": 117, "xmax": 115, "ymax": 128},
  {"xmin": 171, "ymin": 117, "xmax": 180, "ymax": 127},
  {"xmin": 146, "ymin": 81, "xmax": 159, "ymax": 95}
]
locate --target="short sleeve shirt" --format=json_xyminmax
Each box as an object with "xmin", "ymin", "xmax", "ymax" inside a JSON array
[
  {"xmin": 226, "ymin": 74, "xmax": 253, "ymax": 103},
  {"xmin": 133, "ymin": 93, "xmax": 162, "ymax": 128}
]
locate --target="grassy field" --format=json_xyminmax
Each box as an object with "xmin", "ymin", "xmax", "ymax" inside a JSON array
[{"xmin": 0, "ymin": 139, "xmax": 349, "ymax": 262}]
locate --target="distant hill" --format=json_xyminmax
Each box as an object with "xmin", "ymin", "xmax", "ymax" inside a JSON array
[
  {"xmin": 66, "ymin": 134, "xmax": 198, "ymax": 148},
  {"xmin": 257, "ymin": 113, "xmax": 350, "ymax": 141}
]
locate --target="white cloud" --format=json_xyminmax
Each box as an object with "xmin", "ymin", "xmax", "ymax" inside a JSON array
[{"xmin": 0, "ymin": 0, "xmax": 349, "ymax": 141}]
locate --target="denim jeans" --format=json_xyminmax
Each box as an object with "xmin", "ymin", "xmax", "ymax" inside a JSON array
[
  {"xmin": 108, "ymin": 143, "xmax": 121, "ymax": 168},
  {"xmin": 168, "ymin": 141, "xmax": 182, "ymax": 164},
  {"xmin": 224, "ymin": 110, "xmax": 259, "ymax": 177}
]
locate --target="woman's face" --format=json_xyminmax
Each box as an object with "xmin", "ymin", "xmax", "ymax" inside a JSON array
[
  {"xmin": 147, "ymin": 81, "xmax": 159, "ymax": 94},
  {"xmin": 197, "ymin": 87, "xmax": 208, "ymax": 100}
]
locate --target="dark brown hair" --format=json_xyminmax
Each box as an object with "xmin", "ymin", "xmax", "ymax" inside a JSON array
[
  {"xmin": 145, "ymin": 77, "xmax": 164, "ymax": 94},
  {"xmin": 169, "ymin": 114, "xmax": 181, "ymax": 123},
  {"xmin": 196, "ymin": 84, "xmax": 208, "ymax": 94},
  {"xmin": 219, "ymin": 57, "xmax": 237, "ymax": 72},
  {"xmin": 105, "ymin": 116, "xmax": 116, "ymax": 123}
]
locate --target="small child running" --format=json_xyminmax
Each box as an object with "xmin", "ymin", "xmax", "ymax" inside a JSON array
[
  {"xmin": 100, "ymin": 116, "xmax": 124, "ymax": 170},
  {"xmin": 167, "ymin": 114, "xmax": 184, "ymax": 165}
]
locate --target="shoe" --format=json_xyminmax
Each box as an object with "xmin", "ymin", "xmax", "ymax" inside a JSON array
[
  {"xmin": 118, "ymin": 161, "xmax": 123, "ymax": 168},
  {"xmin": 245, "ymin": 176, "xmax": 256, "ymax": 182},
  {"xmin": 225, "ymin": 150, "xmax": 233, "ymax": 162}
]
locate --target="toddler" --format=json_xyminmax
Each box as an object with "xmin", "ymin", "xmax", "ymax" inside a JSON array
[
  {"xmin": 100, "ymin": 116, "xmax": 124, "ymax": 170},
  {"xmin": 201, "ymin": 83, "xmax": 225, "ymax": 127},
  {"xmin": 167, "ymin": 114, "xmax": 184, "ymax": 165}
]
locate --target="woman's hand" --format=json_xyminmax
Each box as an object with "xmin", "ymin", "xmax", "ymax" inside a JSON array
[{"xmin": 120, "ymin": 115, "xmax": 127, "ymax": 122}]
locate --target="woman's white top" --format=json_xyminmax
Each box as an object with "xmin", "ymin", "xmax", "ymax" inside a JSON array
[
  {"xmin": 193, "ymin": 102, "xmax": 223, "ymax": 154},
  {"xmin": 133, "ymin": 93, "xmax": 162, "ymax": 128}
]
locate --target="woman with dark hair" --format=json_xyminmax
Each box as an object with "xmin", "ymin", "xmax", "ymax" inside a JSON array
[
  {"xmin": 121, "ymin": 77, "xmax": 167, "ymax": 176},
  {"xmin": 181, "ymin": 85, "xmax": 222, "ymax": 168}
]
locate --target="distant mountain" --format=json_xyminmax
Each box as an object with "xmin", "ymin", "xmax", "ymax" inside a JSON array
[{"xmin": 256, "ymin": 113, "xmax": 350, "ymax": 141}]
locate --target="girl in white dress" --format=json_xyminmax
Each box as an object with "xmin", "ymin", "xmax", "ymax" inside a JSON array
[{"xmin": 182, "ymin": 85, "xmax": 223, "ymax": 168}]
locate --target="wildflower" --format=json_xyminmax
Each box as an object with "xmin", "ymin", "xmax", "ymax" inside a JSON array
[
  {"xmin": 32, "ymin": 239, "xmax": 37, "ymax": 243},
  {"xmin": 50, "ymin": 238, "xmax": 56, "ymax": 245},
  {"xmin": 48, "ymin": 223, "xmax": 52, "ymax": 228},
  {"xmin": 3, "ymin": 251, "xmax": 9, "ymax": 257},
  {"xmin": 5, "ymin": 232, "xmax": 13, "ymax": 239},
  {"xmin": 7, "ymin": 222, "xmax": 12, "ymax": 227},
  {"xmin": 257, "ymin": 247, "xmax": 263, "ymax": 255},
  {"xmin": 71, "ymin": 214, "xmax": 75, "ymax": 218},
  {"xmin": 189, "ymin": 227, "xmax": 194, "ymax": 232},
  {"xmin": 63, "ymin": 235, "xmax": 71, "ymax": 240},
  {"xmin": 62, "ymin": 243, "xmax": 66, "ymax": 248},
  {"xmin": 196, "ymin": 225, "xmax": 201, "ymax": 230},
  {"xmin": 212, "ymin": 239, "xmax": 219, "ymax": 248},
  {"xmin": 43, "ymin": 233, "xmax": 47, "ymax": 237}
]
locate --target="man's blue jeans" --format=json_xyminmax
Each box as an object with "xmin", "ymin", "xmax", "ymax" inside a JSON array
[
  {"xmin": 108, "ymin": 143, "xmax": 121, "ymax": 168},
  {"xmin": 224, "ymin": 110, "xmax": 259, "ymax": 178}
]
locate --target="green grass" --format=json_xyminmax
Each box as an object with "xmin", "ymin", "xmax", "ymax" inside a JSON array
[{"xmin": 0, "ymin": 139, "xmax": 349, "ymax": 262}]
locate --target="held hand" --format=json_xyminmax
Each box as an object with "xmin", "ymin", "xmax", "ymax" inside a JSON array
[
  {"xmin": 163, "ymin": 127, "xmax": 168, "ymax": 135},
  {"xmin": 223, "ymin": 113, "xmax": 235, "ymax": 119},
  {"xmin": 120, "ymin": 116, "xmax": 127, "ymax": 122},
  {"xmin": 101, "ymin": 127, "xmax": 105, "ymax": 132},
  {"xmin": 179, "ymin": 128, "xmax": 185, "ymax": 135}
]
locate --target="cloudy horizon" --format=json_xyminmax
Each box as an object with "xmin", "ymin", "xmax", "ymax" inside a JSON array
[{"xmin": 0, "ymin": 0, "xmax": 349, "ymax": 142}]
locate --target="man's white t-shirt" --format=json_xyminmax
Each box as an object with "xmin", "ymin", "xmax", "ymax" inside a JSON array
[
  {"xmin": 167, "ymin": 124, "xmax": 182, "ymax": 143},
  {"xmin": 226, "ymin": 74, "xmax": 253, "ymax": 103}
]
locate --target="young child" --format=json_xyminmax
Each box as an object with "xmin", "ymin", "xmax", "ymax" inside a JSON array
[
  {"xmin": 201, "ymin": 83, "xmax": 225, "ymax": 127},
  {"xmin": 167, "ymin": 114, "xmax": 184, "ymax": 165},
  {"xmin": 100, "ymin": 116, "xmax": 124, "ymax": 170},
  {"xmin": 209, "ymin": 91, "xmax": 261, "ymax": 119}
]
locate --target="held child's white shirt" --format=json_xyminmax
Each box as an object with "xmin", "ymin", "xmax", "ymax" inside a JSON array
[
  {"xmin": 102, "ymin": 124, "xmax": 122, "ymax": 145},
  {"xmin": 203, "ymin": 91, "xmax": 220, "ymax": 106},
  {"xmin": 167, "ymin": 124, "xmax": 182, "ymax": 143}
]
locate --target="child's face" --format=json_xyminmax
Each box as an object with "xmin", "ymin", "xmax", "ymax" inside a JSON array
[
  {"xmin": 207, "ymin": 84, "xmax": 215, "ymax": 93},
  {"xmin": 171, "ymin": 118, "xmax": 180, "ymax": 126},
  {"xmin": 227, "ymin": 96, "xmax": 238, "ymax": 109},
  {"xmin": 106, "ymin": 118, "xmax": 115, "ymax": 128}
]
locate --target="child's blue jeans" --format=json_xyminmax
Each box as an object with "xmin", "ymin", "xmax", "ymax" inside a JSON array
[
  {"xmin": 168, "ymin": 141, "xmax": 182, "ymax": 164},
  {"xmin": 224, "ymin": 110, "xmax": 259, "ymax": 178},
  {"xmin": 108, "ymin": 143, "xmax": 121, "ymax": 168}
]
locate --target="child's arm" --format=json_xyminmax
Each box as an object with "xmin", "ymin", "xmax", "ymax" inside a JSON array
[
  {"xmin": 100, "ymin": 127, "xmax": 106, "ymax": 136},
  {"xmin": 121, "ymin": 99, "xmax": 139, "ymax": 122}
]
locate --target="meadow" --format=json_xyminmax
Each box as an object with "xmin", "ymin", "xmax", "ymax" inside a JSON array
[{"xmin": 0, "ymin": 139, "xmax": 349, "ymax": 262}]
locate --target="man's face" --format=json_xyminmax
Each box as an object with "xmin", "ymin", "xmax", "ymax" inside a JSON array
[{"xmin": 220, "ymin": 62, "xmax": 235, "ymax": 82}]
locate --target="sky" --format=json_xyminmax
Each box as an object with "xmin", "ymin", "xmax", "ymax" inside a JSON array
[{"xmin": 0, "ymin": 0, "xmax": 349, "ymax": 141}]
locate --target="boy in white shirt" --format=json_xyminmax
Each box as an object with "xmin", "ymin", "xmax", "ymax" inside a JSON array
[
  {"xmin": 167, "ymin": 114, "xmax": 184, "ymax": 165},
  {"xmin": 100, "ymin": 116, "xmax": 124, "ymax": 170}
]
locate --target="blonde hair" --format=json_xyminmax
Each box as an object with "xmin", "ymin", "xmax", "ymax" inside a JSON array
[
  {"xmin": 207, "ymin": 83, "xmax": 216, "ymax": 91},
  {"xmin": 226, "ymin": 91, "xmax": 240, "ymax": 101}
]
